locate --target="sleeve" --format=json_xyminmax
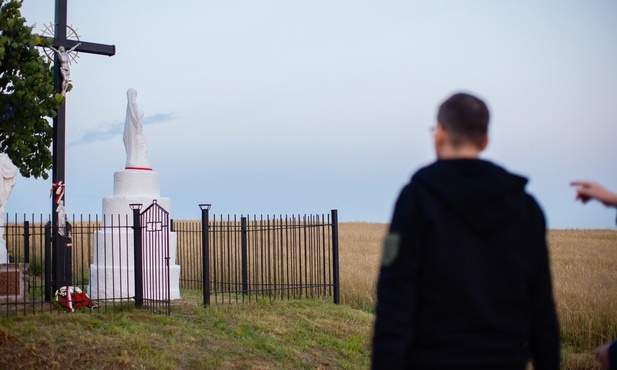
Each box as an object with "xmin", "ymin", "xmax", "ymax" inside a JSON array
[
  {"xmin": 609, "ymin": 340, "xmax": 617, "ymax": 370},
  {"xmin": 527, "ymin": 200, "xmax": 561, "ymax": 370},
  {"xmin": 371, "ymin": 184, "xmax": 424, "ymax": 370}
]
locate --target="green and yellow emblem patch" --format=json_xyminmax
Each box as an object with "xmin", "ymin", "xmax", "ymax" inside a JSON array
[{"xmin": 381, "ymin": 233, "xmax": 400, "ymax": 267}]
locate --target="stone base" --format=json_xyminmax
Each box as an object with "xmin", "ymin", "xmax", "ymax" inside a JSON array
[
  {"xmin": 114, "ymin": 170, "xmax": 160, "ymax": 197},
  {"xmin": 101, "ymin": 170, "xmax": 171, "ymax": 226},
  {"xmin": 92, "ymin": 230, "xmax": 178, "ymax": 270},
  {"xmin": 102, "ymin": 196, "xmax": 171, "ymax": 226},
  {"xmin": 88, "ymin": 264, "xmax": 181, "ymax": 300},
  {"xmin": 93, "ymin": 168, "xmax": 181, "ymax": 301},
  {"xmin": 0, "ymin": 264, "xmax": 29, "ymax": 303},
  {"xmin": 89, "ymin": 229, "xmax": 181, "ymax": 301}
]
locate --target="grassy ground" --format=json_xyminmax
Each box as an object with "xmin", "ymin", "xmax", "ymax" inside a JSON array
[
  {"xmin": 0, "ymin": 296, "xmax": 373, "ymax": 369},
  {"xmin": 1, "ymin": 224, "xmax": 615, "ymax": 369}
]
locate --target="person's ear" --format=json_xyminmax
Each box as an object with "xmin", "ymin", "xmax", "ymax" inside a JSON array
[
  {"xmin": 434, "ymin": 123, "xmax": 446, "ymax": 147},
  {"xmin": 434, "ymin": 123, "xmax": 447, "ymax": 158},
  {"xmin": 478, "ymin": 135, "xmax": 489, "ymax": 152}
]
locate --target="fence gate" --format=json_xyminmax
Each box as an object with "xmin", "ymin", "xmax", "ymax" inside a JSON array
[{"xmin": 133, "ymin": 200, "xmax": 171, "ymax": 315}]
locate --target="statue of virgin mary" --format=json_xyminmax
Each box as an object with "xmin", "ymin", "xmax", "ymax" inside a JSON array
[{"xmin": 123, "ymin": 88, "xmax": 151, "ymax": 170}]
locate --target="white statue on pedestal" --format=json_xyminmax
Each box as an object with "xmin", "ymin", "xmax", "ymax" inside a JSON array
[
  {"xmin": 123, "ymin": 88, "xmax": 151, "ymax": 170},
  {"xmin": 0, "ymin": 153, "xmax": 18, "ymax": 263},
  {"xmin": 89, "ymin": 89, "xmax": 181, "ymax": 300}
]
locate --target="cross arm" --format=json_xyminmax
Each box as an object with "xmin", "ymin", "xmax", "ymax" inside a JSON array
[
  {"xmin": 65, "ymin": 39, "xmax": 115, "ymax": 57},
  {"xmin": 40, "ymin": 36, "xmax": 116, "ymax": 57}
]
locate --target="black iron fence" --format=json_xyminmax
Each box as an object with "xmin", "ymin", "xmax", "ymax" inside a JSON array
[
  {"xmin": 0, "ymin": 214, "xmax": 103, "ymax": 315},
  {"xmin": 0, "ymin": 208, "xmax": 340, "ymax": 316},
  {"xmin": 174, "ymin": 209, "xmax": 340, "ymax": 305}
]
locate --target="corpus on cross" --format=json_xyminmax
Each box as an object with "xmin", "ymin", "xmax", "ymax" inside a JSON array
[{"xmin": 44, "ymin": 0, "xmax": 115, "ymax": 293}]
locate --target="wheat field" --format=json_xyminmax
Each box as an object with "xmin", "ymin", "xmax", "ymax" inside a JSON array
[{"xmin": 338, "ymin": 223, "xmax": 617, "ymax": 367}]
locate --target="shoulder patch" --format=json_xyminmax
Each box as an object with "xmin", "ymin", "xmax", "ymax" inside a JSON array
[{"xmin": 382, "ymin": 233, "xmax": 401, "ymax": 267}]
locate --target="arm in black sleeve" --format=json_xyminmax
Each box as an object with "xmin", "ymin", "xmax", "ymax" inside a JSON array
[
  {"xmin": 609, "ymin": 340, "xmax": 617, "ymax": 370},
  {"xmin": 372, "ymin": 185, "xmax": 423, "ymax": 370},
  {"xmin": 528, "ymin": 201, "xmax": 560, "ymax": 370}
]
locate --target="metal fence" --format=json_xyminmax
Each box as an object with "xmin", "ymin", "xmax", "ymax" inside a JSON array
[
  {"xmin": 0, "ymin": 215, "xmax": 106, "ymax": 314},
  {"xmin": 174, "ymin": 209, "xmax": 340, "ymax": 305},
  {"xmin": 0, "ymin": 209, "xmax": 340, "ymax": 316}
]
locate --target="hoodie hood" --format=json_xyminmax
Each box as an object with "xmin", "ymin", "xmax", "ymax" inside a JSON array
[{"xmin": 413, "ymin": 159, "xmax": 528, "ymax": 236}]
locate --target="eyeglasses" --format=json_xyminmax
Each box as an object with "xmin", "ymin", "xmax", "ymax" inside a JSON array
[{"xmin": 429, "ymin": 126, "xmax": 436, "ymax": 134}]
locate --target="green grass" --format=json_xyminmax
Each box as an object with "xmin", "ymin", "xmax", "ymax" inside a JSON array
[{"xmin": 0, "ymin": 298, "xmax": 373, "ymax": 369}]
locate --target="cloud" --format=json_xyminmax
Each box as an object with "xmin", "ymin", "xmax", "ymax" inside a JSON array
[
  {"xmin": 70, "ymin": 112, "xmax": 178, "ymax": 146},
  {"xmin": 143, "ymin": 113, "xmax": 178, "ymax": 125},
  {"xmin": 72, "ymin": 121, "xmax": 123, "ymax": 146}
]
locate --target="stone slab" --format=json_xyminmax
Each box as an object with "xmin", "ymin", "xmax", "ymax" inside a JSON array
[{"xmin": 0, "ymin": 263, "xmax": 29, "ymax": 303}]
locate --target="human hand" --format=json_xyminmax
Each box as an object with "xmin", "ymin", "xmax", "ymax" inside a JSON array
[
  {"xmin": 570, "ymin": 181, "xmax": 617, "ymax": 207},
  {"xmin": 595, "ymin": 342, "xmax": 611, "ymax": 369}
]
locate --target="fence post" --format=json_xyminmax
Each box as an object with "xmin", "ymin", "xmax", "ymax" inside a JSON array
[
  {"xmin": 331, "ymin": 210, "xmax": 340, "ymax": 304},
  {"xmin": 241, "ymin": 216, "xmax": 248, "ymax": 295},
  {"xmin": 44, "ymin": 222, "xmax": 52, "ymax": 301},
  {"xmin": 50, "ymin": 219, "xmax": 72, "ymax": 293},
  {"xmin": 23, "ymin": 220, "xmax": 30, "ymax": 264},
  {"xmin": 199, "ymin": 204, "xmax": 211, "ymax": 306},
  {"xmin": 131, "ymin": 204, "xmax": 143, "ymax": 309}
]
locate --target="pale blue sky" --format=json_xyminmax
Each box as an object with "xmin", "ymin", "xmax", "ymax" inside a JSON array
[{"xmin": 9, "ymin": 0, "xmax": 617, "ymax": 228}]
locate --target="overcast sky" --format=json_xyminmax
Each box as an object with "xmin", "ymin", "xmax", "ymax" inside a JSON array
[{"xmin": 9, "ymin": 0, "xmax": 617, "ymax": 228}]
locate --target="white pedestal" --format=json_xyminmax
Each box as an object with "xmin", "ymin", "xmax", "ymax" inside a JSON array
[{"xmin": 88, "ymin": 169, "xmax": 181, "ymax": 300}]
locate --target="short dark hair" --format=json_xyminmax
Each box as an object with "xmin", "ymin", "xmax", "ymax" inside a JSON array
[{"xmin": 437, "ymin": 93, "xmax": 490, "ymax": 147}]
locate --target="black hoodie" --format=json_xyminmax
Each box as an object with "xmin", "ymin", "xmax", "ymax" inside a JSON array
[{"xmin": 372, "ymin": 159, "xmax": 559, "ymax": 370}]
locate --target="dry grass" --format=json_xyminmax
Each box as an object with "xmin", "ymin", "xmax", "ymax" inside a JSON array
[
  {"xmin": 338, "ymin": 223, "xmax": 617, "ymax": 368},
  {"xmin": 338, "ymin": 222, "xmax": 387, "ymax": 311},
  {"xmin": 548, "ymin": 230, "xmax": 617, "ymax": 355}
]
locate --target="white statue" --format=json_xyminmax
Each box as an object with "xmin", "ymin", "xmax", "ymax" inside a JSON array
[
  {"xmin": 49, "ymin": 43, "xmax": 81, "ymax": 95},
  {"xmin": 0, "ymin": 153, "xmax": 18, "ymax": 263},
  {"xmin": 123, "ymin": 88, "xmax": 151, "ymax": 170},
  {"xmin": 0, "ymin": 153, "xmax": 18, "ymax": 214},
  {"xmin": 57, "ymin": 200, "xmax": 67, "ymax": 237}
]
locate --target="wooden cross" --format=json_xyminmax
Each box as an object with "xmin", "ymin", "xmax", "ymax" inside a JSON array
[{"xmin": 45, "ymin": 0, "xmax": 115, "ymax": 292}]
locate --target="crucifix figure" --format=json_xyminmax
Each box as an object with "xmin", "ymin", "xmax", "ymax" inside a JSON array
[
  {"xmin": 41, "ymin": 0, "xmax": 115, "ymax": 294},
  {"xmin": 48, "ymin": 43, "xmax": 81, "ymax": 95}
]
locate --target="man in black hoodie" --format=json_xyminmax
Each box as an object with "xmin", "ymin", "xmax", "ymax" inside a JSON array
[{"xmin": 372, "ymin": 93, "xmax": 560, "ymax": 370}]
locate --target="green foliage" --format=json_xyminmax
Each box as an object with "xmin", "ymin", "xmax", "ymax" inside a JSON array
[{"xmin": 0, "ymin": 0, "xmax": 60, "ymax": 179}]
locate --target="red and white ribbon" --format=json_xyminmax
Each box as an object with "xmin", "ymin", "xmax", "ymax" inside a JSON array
[
  {"xmin": 51, "ymin": 181, "xmax": 65, "ymax": 205},
  {"xmin": 65, "ymin": 285, "xmax": 74, "ymax": 313}
]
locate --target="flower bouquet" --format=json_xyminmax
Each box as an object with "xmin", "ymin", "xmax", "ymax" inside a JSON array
[{"xmin": 54, "ymin": 285, "xmax": 97, "ymax": 312}]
